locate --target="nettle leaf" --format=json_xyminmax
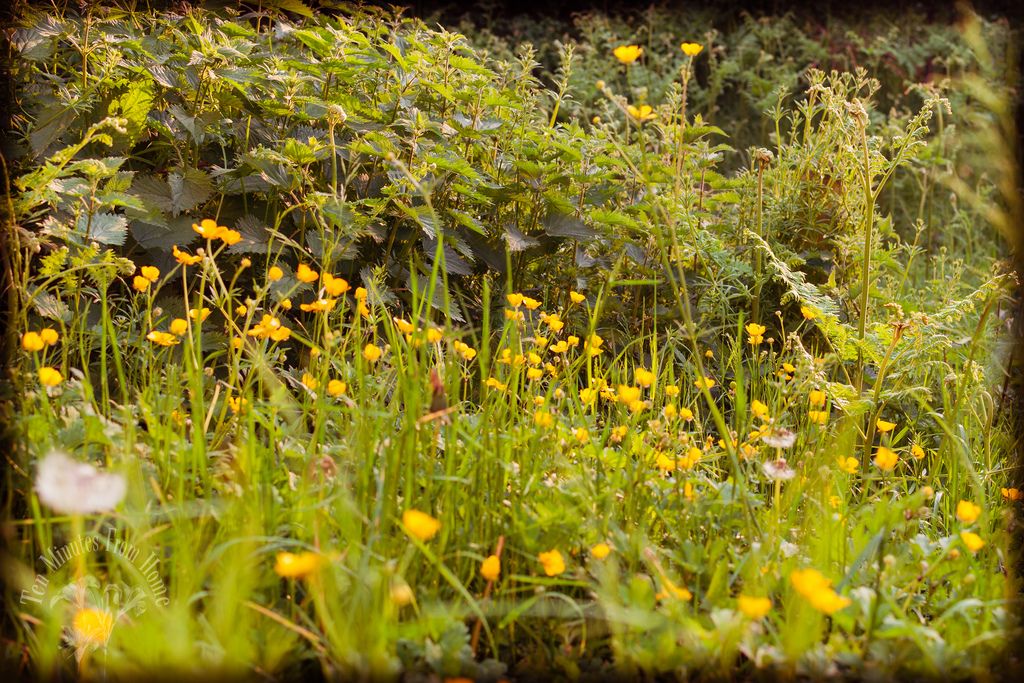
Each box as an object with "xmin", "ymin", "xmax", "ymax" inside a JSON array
[
  {"xmin": 110, "ymin": 79, "xmax": 154, "ymax": 142},
  {"xmin": 168, "ymin": 168, "xmax": 213, "ymax": 215},
  {"xmin": 79, "ymin": 212, "xmax": 129, "ymax": 246},
  {"xmin": 131, "ymin": 174, "xmax": 174, "ymax": 213},
  {"xmin": 12, "ymin": 26, "xmax": 56, "ymax": 61},
  {"xmin": 68, "ymin": 156, "xmax": 126, "ymax": 179},
  {"xmin": 542, "ymin": 211, "xmax": 595, "ymax": 239},
  {"xmin": 589, "ymin": 208, "xmax": 640, "ymax": 232},
  {"xmin": 447, "ymin": 208, "xmax": 487, "ymax": 236},
  {"xmin": 33, "ymin": 292, "xmax": 71, "ymax": 323},
  {"xmin": 504, "ymin": 223, "xmax": 539, "ymax": 252},
  {"xmin": 131, "ymin": 215, "xmax": 198, "ymax": 251},
  {"xmin": 267, "ymin": 0, "xmax": 314, "ymax": 18},
  {"xmin": 396, "ymin": 203, "xmax": 438, "ymax": 239},
  {"xmin": 29, "ymin": 103, "xmax": 79, "ymax": 156},
  {"xmin": 228, "ymin": 215, "xmax": 272, "ymax": 255},
  {"xmin": 423, "ymin": 237, "xmax": 473, "ymax": 276}
]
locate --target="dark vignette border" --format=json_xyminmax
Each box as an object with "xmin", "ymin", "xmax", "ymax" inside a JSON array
[{"xmin": 0, "ymin": 0, "xmax": 1019, "ymax": 681}]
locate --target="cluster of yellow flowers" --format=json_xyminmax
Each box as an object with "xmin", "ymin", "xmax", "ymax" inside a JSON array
[
  {"xmin": 22, "ymin": 328, "xmax": 59, "ymax": 351},
  {"xmin": 21, "ymin": 329, "xmax": 62, "ymax": 386},
  {"xmin": 790, "ymin": 567, "xmax": 850, "ymax": 615},
  {"xmin": 192, "ymin": 218, "xmax": 241, "ymax": 245},
  {"xmin": 610, "ymin": 40, "xmax": 703, "ymax": 126}
]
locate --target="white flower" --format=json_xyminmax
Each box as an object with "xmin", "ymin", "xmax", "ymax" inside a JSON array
[
  {"xmin": 762, "ymin": 428, "xmax": 796, "ymax": 449},
  {"xmin": 762, "ymin": 458, "xmax": 795, "ymax": 481},
  {"xmin": 35, "ymin": 451, "xmax": 126, "ymax": 515}
]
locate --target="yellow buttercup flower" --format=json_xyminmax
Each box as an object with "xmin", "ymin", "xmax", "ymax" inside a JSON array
[
  {"xmin": 393, "ymin": 317, "xmax": 415, "ymax": 335},
  {"xmin": 172, "ymin": 244, "xmax": 202, "ymax": 266},
  {"xmin": 169, "ymin": 318, "xmax": 188, "ymax": 336},
  {"xmin": 227, "ymin": 395, "xmax": 247, "ymax": 414},
  {"xmin": 247, "ymin": 314, "xmax": 292, "ymax": 342},
  {"xmin": 808, "ymin": 390, "xmax": 826, "ymax": 408},
  {"xmin": 363, "ymin": 343, "xmax": 383, "ymax": 363},
  {"xmin": 778, "ymin": 362, "xmax": 796, "ymax": 381},
  {"xmin": 301, "ymin": 373, "xmax": 319, "ymax": 390},
  {"xmin": 911, "ymin": 444, "xmax": 926, "ymax": 460},
  {"xmin": 680, "ymin": 42, "xmax": 704, "ymax": 57},
  {"xmin": 402, "ymin": 509, "xmax": 441, "ymax": 541},
  {"xmin": 874, "ymin": 446, "xmax": 898, "ymax": 471},
  {"xmin": 140, "ymin": 265, "xmax": 160, "ymax": 282},
  {"xmin": 655, "ymin": 451, "xmax": 676, "ymax": 472},
  {"xmin": 635, "ymin": 368, "xmax": 655, "ymax": 388},
  {"xmin": 534, "ymin": 410, "xmax": 553, "ymax": 428},
  {"xmin": 590, "ymin": 543, "xmax": 611, "ymax": 559},
  {"xmin": 538, "ymin": 549, "xmax": 566, "ymax": 576},
  {"xmin": 800, "ymin": 305, "xmax": 817, "ymax": 320},
  {"xmin": 506, "ymin": 293, "xmax": 524, "ymax": 308},
  {"xmin": 453, "ymin": 340, "xmax": 477, "ymax": 361},
  {"xmin": 1002, "ymin": 487, "xmax": 1021, "ymax": 501},
  {"xmin": 656, "ymin": 577, "xmax": 692, "ymax": 602},
  {"xmin": 327, "ymin": 379, "xmax": 347, "ymax": 397},
  {"xmin": 480, "ymin": 555, "xmax": 500, "ymax": 582},
  {"xmin": 322, "ymin": 272, "xmax": 350, "ymax": 296},
  {"xmin": 790, "ymin": 568, "xmax": 850, "ymax": 615},
  {"xmin": 569, "ymin": 291, "xmax": 585, "ymax": 304},
  {"xmin": 679, "ymin": 446, "xmax": 702, "ymax": 470},
  {"xmin": 745, "ymin": 322, "xmax": 766, "ymax": 346},
  {"xmin": 737, "ymin": 594, "xmax": 771, "ymax": 619},
  {"xmin": 751, "ymin": 399, "xmax": 769, "ymax": 420},
  {"xmin": 188, "ymin": 307, "xmax": 211, "ymax": 322},
  {"xmin": 694, "ymin": 376, "xmax": 715, "ymax": 390},
  {"xmin": 22, "ymin": 331, "xmax": 44, "ymax": 352},
  {"xmin": 610, "ymin": 425, "xmax": 628, "ymax": 443},
  {"xmin": 146, "ymin": 331, "xmax": 179, "ymax": 346},
  {"xmin": 808, "ymin": 410, "xmax": 828, "ymax": 426},
  {"xmin": 617, "ymin": 385, "xmax": 642, "ymax": 404},
  {"xmin": 267, "ymin": 265, "xmax": 284, "ymax": 282},
  {"xmin": 219, "ymin": 229, "xmax": 242, "ymax": 246},
  {"xmin": 960, "ymin": 531, "xmax": 985, "ymax": 553},
  {"xmin": 72, "ymin": 608, "xmax": 114, "ymax": 646},
  {"xmin": 300, "ymin": 298, "xmax": 337, "ymax": 313},
  {"xmin": 38, "ymin": 366, "xmax": 64, "ymax": 386},
  {"xmin": 626, "ymin": 104, "xmax": 656, "ymax": 123},
  {"xmin": 613, "ymin": 44, "xmax": 643, "ymax": 64},
  {"xmin": 274, "ymin": 551, "xmax": 323, "ymax": 579},
  {"xmin": 296, "ymin": 263, "xmax": 318, "ymax": 283},
  {"xmin": 837, "ymin": 456, "xmax": 859, "ymax": 474},
  {"xmin": 132, "ymin": 275, "xmax": 151, "ymax": 292},
  {"xmin": 876, "ymin": 419, "xmax": 896, "ymax": 433},
  {"xmin": 40, "ymin": 328, "xmax": 59, "ymax": 346},
  {"xmin": 956, "ymin": 500, "xmax": 981, "ymax": 524},
  {"xmin": 192, "ymin": 218, "xmax": 226, "ymax": 240},
  {"xmin": 522, "ymin": 296, "xmax": 541, "ymax": 310}
]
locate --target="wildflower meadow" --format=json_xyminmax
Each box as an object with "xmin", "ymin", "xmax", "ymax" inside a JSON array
[{"xmin": 1, "ymin": 2, "xmax": 1021, "ymax": 681}]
